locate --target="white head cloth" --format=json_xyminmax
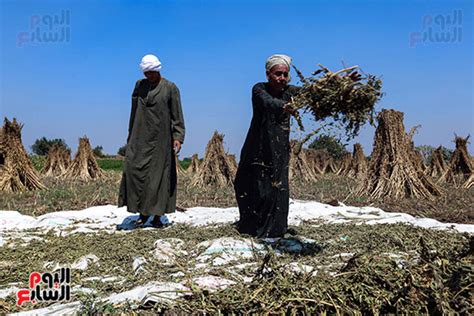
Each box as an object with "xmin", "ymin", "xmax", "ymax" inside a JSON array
[
  {"xmin": 140, "ymin": 54, "xmax": 162, "ymax": 73},
  {"xmin": 265, "ymin": 54, "xmax": 292, "ymax": 71}
]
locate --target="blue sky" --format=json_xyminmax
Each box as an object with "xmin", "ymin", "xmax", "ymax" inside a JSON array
[{"xmin": 1, "ymin": 0, "xmax": 472, "ymax": 158}]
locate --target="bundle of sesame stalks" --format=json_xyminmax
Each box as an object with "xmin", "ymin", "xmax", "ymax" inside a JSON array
[{"xmin": 289, "ymin": 64, "xmax": 383, "ymax": 139}]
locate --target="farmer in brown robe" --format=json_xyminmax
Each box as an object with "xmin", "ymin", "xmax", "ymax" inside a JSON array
[
  {"xmin": 234, "ymin": 54, "xmax": 299, "ymax": 238},
  {"xmin": 119, "ymin": 54, "xmax": 185, "ymax": 228}
]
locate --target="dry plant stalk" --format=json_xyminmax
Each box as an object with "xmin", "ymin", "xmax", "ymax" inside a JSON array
[
  {"xmin": 357, "ymin": 109, "xmax": 442, "ymax": 199},
  {"xmin": 289, "ymin": 64, "xmax": 382, "ymax": 139},
  {"xmin": 347, "ymin": 143, "xmax": 368, "ymax": 180},
  {"xmin": 227, "ymin": 154, "xmax": 238, "ymax": 177},
  {"xmin": 462, "ymin": 173, "xmax": 473, "ymax": 189},
  {"xmin": 191, "ymin": 131, "xmax": 234, "ymax": 187},
  {"xmin": 306, "ymin": 149, "xmax": 337, "ymax": 174},
  {"xmin": 411, "ymin": 149, "xmax": 426, "ymax": 172},
  {"xmin": 439, "ymin": 136, "xmax": 473, "ymax": 187},
  {"xmin": 337, "ymin": 152, "xmax": 353, "ymax": 175},
  {"xmin": 305, "ymin": 149, "xmax": 329, "ymax": 175},
  {"xmin": 0, "ymin": 118, "xmax": 46, "ymax": 192},
  {"xmin": 406, "ymin": 125, "xmax": 426, "ymax": 172},
  {"xmin": 62, "ymin": 137, "xmax": 105, "ymax": 180},
  {"xmin": 176, "ymin": 155, "xmax": 186, "ymax": 176},
  {"xmin": 188, "ymin": 154, "xmax": 200, "ymax": 173},
  {"xmin": 427, "ymin": 146, "xmax": 446, "ymax": 178},
  {"xmin": 42, "ymin": 144, "xmax": 71, "ymax": 177},
  {"xmin": 289, "ymin": 140, "xmax": 319, "ymax": 182}
]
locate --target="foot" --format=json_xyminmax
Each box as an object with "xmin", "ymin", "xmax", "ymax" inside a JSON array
[
  {"xmin": 151, "ymin": 215, "xmax": 171, "ymax": 228},
  {"xmin": 134, "ymin": 214, "xmax": 149, "ymax": 228}
]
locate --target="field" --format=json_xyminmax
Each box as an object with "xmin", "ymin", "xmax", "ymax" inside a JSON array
[{"xmin": 0, "ymin": 159, "xmax": 473, "ymax": 314}]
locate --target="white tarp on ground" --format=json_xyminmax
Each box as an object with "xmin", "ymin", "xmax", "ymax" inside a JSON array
[{"xmin": 1, "ymin": 200, "xmax": 472, "ymax": 243}]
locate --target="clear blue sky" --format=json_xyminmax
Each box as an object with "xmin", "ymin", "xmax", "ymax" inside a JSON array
[{"xmin": 1, "ymin": 0, "xmax": 472, "ymax": 158}]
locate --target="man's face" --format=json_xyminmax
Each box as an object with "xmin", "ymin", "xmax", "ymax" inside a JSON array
[
  {"xmin": 144, "ymin": 71, "xmax": 160, "ymax": 83},
  {"xmin": 266, "ymin": 64, "xmax": 290, "ymax": 91}
]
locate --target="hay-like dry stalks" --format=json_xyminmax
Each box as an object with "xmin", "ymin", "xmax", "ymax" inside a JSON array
[
  {"xmin": 191, "ymin": 131, "xmax": 234, "ymax": 187},
  {"xmin": 305, "ymin": 149, "xmax": 335, "ymax": 174},
  {"xmin": 227, "ymin": 154, "xmax": 238, "ymax": 177},
  {"xmin": 0, "ymin": 118, "xmax": 46, "ymax": 192},
  {"xmin": 336, "ymin": 152, "xmax": 353, "ymax": 175},
  {"xmin": 462, "ymin": 173, "xmax": 474, "ymax": 189},
  {"xmin": 357, "ymin": 109, "xmax": 442, "ymax": 199},
  {"xmin": 176, "ymin": 155, "xmax": 186, "ymax": 176},
  {"xmin": 290, "ymin": 140, "xmax": 319, "ymax": 182},
  {"xmin": 42, "ymin": 145, "xmax": 71, "ymax": 177},
  {"xmin": 439, "ymin": 136, "xmax": 473, "ymax": 187},
  {"xmin": 347, "ymin": 143, "xmax": 368, "ymax": 180},
  {"xmin": 188, "ymin": 154, "xmax": 200, "ymax": 174},
  {"xmin": 62, "ymin": 137, "xmax": 105, "ymax": 181},
  {"xmin": 305, "ymin": 149, "xmax": 328, "ymax": 175},
  {"xmin": 427, "ymin": 146, "xmax": 447, "ymax": 178},
  {"xmin": 289, "ymin": 64, "xmax": 382, "ymax": 138},
  {"xmin": 411, "ymin": 148, "xmax": 426, "ymax": 172},
  {"xmin": 406, "ymin": 125, "xmax": 426, "ymax": 173}
]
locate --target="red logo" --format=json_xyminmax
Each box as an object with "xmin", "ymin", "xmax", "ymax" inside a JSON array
[{"xmin": 16, "ymin": 268, "xmax": 71, "ymax": 306}]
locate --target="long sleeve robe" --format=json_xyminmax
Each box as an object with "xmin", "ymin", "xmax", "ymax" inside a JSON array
[
  {"xmin": 234, "ymin": 82, "xmax": 299, "ymax": 238},
  {"xmin": 118, "ymin": 78, "xmax": 185, "ymax": 216}
]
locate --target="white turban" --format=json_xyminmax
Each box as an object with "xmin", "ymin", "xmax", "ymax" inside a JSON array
[
  {"xmin": 265, "ymin": 54, "xmax": 292, "ymax": 71},
  {"xmin": 140, "ymin": 54, "xmax": 162, "ymax": 73}
]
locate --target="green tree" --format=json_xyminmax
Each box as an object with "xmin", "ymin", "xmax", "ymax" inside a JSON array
[
  {"xmin": 93, "ymin": 145, "xmax": 106, "ymax": 158},
  {"xmin": 308, "ymin": 134, "xmax": 348, "ymax": 159},
  {"xmin": 31, "ymin": 137, "xmax": 69, "ymax": 156},
  {"xmin": 117, "ymin": 144, "xmax": 127, "ymax": 156}
]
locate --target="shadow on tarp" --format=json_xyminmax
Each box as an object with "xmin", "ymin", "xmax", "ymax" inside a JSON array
[{"xmin": 260, "ymin": 236, "xmax": 323, "ymax": 256}]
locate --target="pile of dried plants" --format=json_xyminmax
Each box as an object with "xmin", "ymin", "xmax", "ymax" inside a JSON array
[
  {"xmin": 357, "ymin": 109, "xmax": 442, "ymax": 199},
  {"xmin": 191, "ymin": 131, "xmax": 235, "ymax": 187},
  {"xmin": 0, "ymin": 118, "xmax": 45, "ymax": 192},
  {"xmin": 62, "ymin": 137, "xmax": 105, "ymax": 181}
]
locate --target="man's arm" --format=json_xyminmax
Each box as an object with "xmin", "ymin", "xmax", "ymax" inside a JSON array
[
  {"xmin": 252, "ymin": 83, "xmax": 297, "ymax": 115},
  {"xmin": 127, "ymin": 80, "xmax": 141, "ymax": 143},
  {"xmin": 170, "ymin": 83, "xmax": 185, "ymax": 152},
  {"xmin": 252, "ymin": 83, "xmax": 286, "ymax": 113}
]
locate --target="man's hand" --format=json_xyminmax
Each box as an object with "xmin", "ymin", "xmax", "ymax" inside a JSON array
[
  {"xmin": 283, "ymin": 104, "xmax": 297, "ymax": 116},
  {"xmin": 173, "ymin": 140, "xmax": 182, "ymax": 153}
]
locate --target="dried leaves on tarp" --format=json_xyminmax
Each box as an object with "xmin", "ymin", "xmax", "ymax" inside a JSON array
[
  {"xmin": 62, "ymin": 137, "xmax": 105, "ymax": 181},
  {"xmin": 0, "ymin": 118, "xmax": 46, "ymax": 192},
  {"xmin": 357, "ymin": 109, "xmax": 442, "ymax": 199},
  {"xmin": 289, "ymin": 64, "xmax": 382, "ymax": 139},
  {"xmin": 3, "ymin": 222, "xmax": 471, "ymax": 314},
  {"xmin": 191, "ymin": 131, "xmax": 235, "ymax": 187}
]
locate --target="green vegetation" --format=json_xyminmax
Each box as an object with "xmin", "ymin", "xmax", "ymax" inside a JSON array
[
  {"xmin": 308, "ymin": 134, "xmax": 348, "ymax": 159},
  {"xmin": 97, "ymin": 158, "xmax": 124, "ymax": 171},
  {"xmin": 31, "ymin": 137, "xmax": 69, "ymax": 156}
]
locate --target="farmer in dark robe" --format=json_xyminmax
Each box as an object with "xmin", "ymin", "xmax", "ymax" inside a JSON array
[
  {"xmin": 119, "ymin": 54, "xmax": 185, "ymax": 228},
  {"xmin": 234, "ymin": 54, "xmax": 299, "ymax": 238}
]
